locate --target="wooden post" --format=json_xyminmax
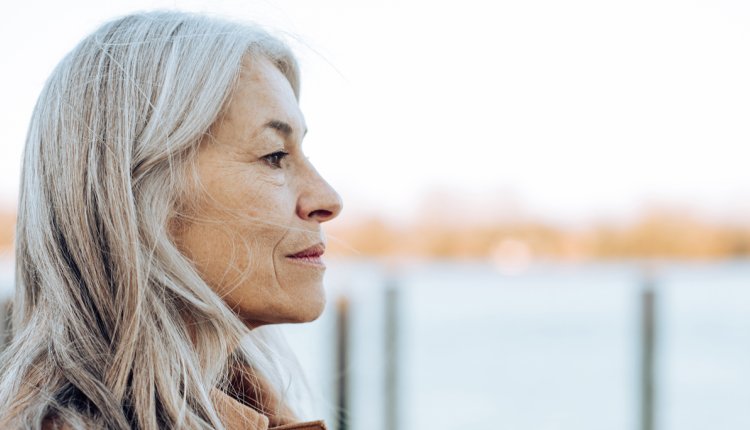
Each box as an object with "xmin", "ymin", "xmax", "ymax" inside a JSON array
[
  {"xmin": 335, "ymin": 296, "xmax": 350, "ymax": 430},
  {"xmin": 384, "ymin": 280, "xmax": 400, "ymax": 430},
  {"xmin": 639, "ymin": 276, "xmax": 657, "ymax": 430},
  {"xmin": 0, "ymin": 297, "xmax": 12, "ymax": 349}
]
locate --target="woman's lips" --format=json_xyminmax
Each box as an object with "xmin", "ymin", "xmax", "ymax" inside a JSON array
[{"xmin": 286, "ymin": 243, "xmax": 326, "ymax": 267}]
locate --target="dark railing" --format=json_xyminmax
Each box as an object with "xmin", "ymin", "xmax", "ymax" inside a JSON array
[
  {"xmin": 639, "ymin": 275, "xmax": 658, "ymax": 430},
  {"xmin": 331, "ymin": 271, "xmax": 662, "ymax": 430}
]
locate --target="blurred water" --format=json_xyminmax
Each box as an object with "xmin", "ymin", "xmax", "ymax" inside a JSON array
[
  {"xmin": 284, "ymin": 260, "xmax": 750, "ymax": 430},
  {"xmin": 1, "ymin": 258, "xmax": 749, "ymax": 429}
]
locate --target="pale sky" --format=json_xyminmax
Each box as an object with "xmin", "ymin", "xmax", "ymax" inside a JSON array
[{"xmin": 2, "ymin": 0, "xmax": 750, "ymax": 225}]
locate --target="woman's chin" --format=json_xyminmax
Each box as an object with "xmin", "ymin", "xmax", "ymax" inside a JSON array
[
  {"xmin": 284, "ymin": 293, "xmax": 327, "ymax": 324},
  {"xmin": 239, "ymin": 289, "xmax": 327, "ymax": 326}
]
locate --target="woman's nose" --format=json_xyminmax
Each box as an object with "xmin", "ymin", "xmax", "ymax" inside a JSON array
[{"xmin": 297, "ymin": 167, "xmax": 343, "ymax": 223}]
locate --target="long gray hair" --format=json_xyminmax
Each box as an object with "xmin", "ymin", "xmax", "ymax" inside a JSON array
[{"xmin": 0, "ymin": 11, "xmax": 302, "ymax": 429}]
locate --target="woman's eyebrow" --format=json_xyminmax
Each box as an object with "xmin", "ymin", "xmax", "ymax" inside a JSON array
[{"xmin": 264, "ymin": 119, "xmax": 308, "ymax": 138}]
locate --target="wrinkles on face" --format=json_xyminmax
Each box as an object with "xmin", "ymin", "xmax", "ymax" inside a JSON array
[{"xmin": 172, "ymin": 55, "xmax": 339, "ymax": 326}]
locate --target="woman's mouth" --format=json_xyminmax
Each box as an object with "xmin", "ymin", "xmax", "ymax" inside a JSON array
[{"xmin": 286, "ymin": 243, "xmax": 326, "ymax": 267}]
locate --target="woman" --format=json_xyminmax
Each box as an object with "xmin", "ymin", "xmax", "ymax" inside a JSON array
[{"xmin": 0, "ymin": 10, "xmax": 341, "ymax": 430}]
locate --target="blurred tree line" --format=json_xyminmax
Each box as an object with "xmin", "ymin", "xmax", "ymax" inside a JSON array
[{"xmin": 328, "ymin": 209, "xmax": 750, "ymax": 261}]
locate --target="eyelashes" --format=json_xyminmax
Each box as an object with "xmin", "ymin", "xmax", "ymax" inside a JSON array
[{"xmin": 261, "ymin": 151, "xmax": 289, "ymax": 169}]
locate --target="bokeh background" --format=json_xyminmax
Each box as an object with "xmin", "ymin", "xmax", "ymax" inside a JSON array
[{"xmin": 1, "ymin": 1, "xmax": 750, "ymax": 429}]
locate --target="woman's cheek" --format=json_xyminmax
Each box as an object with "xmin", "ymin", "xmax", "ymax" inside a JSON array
[{"xmin": 250, "ymin": 172, "xmax": 294, "ymax": 216}]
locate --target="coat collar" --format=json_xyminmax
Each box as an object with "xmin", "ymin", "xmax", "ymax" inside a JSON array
[
  {"xmin": 213, "ymin": 362, "xmax": 327, "ymax": 430},
  {"xmin": 212, "ymin": 389, "xmax": 327, "ymax": 430}
]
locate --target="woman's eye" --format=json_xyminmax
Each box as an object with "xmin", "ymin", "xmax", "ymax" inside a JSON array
[{"xmin": 261, "ymin": 151, "xmax": 288, "ymax": 169}]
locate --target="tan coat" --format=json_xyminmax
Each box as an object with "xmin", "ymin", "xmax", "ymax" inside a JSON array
[
  {"xmin": 210, "ymin": 362, "xmax": 328, "ymax": 430},
  {"xmin": 213, "ymin": 389, "xmax": 326, "ymax": 430}
]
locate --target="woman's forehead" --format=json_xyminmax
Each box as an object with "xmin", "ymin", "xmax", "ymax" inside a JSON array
[{"xmin": 229, "ymin": 56, "xmax": 305, "ymax": 137}]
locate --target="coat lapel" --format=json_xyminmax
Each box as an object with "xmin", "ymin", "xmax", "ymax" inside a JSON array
[{"xmin": 214, "ymin": 362, "xmax": 327, "ymax": 430}]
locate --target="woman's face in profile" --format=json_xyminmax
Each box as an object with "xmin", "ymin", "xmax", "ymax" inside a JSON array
[{"xmin": 174, "ymin": 56, "xmax": 342, "ymax": 326}]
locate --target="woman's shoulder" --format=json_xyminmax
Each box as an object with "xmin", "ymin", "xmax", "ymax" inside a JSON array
[
  {"xmin": 269, "ymin": 421, "xmax": 327, "ymax": 430},
  {"xmin": 39, "ymin": 392, "xmax": 320, "ymax": 430},
  {"xmin": 41, "ymin": 416, "xmax": 327, "ymax": 430}
]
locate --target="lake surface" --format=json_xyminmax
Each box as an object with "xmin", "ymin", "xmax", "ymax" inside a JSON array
[
  {"xmin": 283, "ymin": 260, "xmax": 750, "ymax": 430},
  {"xmin": 1, "ymin": 258, "xmax": 749, "ymax": 429}
]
